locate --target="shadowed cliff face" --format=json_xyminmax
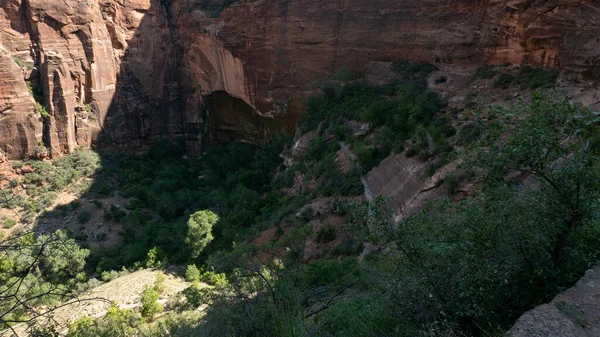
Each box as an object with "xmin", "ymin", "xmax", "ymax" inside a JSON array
[{"xmin": 1, "ymin": 0, "xmax": 600, "ymax": 159}]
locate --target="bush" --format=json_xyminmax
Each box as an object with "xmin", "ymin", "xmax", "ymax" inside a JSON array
[
  {"xmin": 3, "ymin": 218, "xmax": 17, "ymax": 229},
  {"xmin": 141, "ymin": 285, "xmax": 162, "ymax": 320},
  {"xmin": 200, "ymin": 269, "xmax": 227, "ymax": 287},
  {"xmin": 185, "ymin": 264, "xmax": 201, "ymax": 282},
  {"xmin": 474, "ymin": 66, "xmax": 498, "ymax": 79},
  {"xmin": 34, "ymin": 102, "xmax": 50, "ymax": 119},
  {"xmin": 494, "ymin": 73, "xmax": 515, "ymax": 88},
  {"xmin": 515, "ymin": 66, "xmax": 559, "ymax": 89},
  {"xmin": 186, "ymin": 210, "xmax": 218, "ymax": 258},
  {"xmin": 332, "ymin": 67, "xmax": 358, "ymax": 81},
  {"xmin": 12, "ymin": 57, "xmax": 34, "ymax": 70},
  {"xmin": 103, "ymin": 205, "xmax": 126, "ymax": 223},
  {"xmin": 32, "ymin": 142, "xmax": 48, "ymax": 159},
  {"xmin": 316, "ymin": 224, "xmax": 337, "ymax": 243},
  {"xmin": 333, "ymin": 237, "xmax": 364, "ymax": 256},
  {"xmin": 306, "ymin": 136, "xmax": 330, "ymax": 161},
  {"xmin": 390, "ymin": 61, "xmax": 437, "ymax": 80},
  {"xmin": 154, "ymin": 273, "xmax": 166, "ymax": 294},
  {"xmin": 182, "ymin": 282, "xmax": 212, "ymax": 308},
  {"xmin": 434, "ymin": 75, "xmax": 447, "ymax": 84},
  {"xmin": 77, "ymin": 210, "xmax": 92, "ymax": 224},
  {"xmin": 457, "ymin": 123, "xmax": 483, "ymax": 146}
]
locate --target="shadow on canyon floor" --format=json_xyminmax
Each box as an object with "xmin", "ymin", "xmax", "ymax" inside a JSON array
[{"xmin": 30, "ymin": 0, "xmax": 294, "ymax": 271}]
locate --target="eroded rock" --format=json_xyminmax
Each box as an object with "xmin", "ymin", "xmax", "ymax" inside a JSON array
[{"xmin": 508, "ymin": 265, "xmax": 600, "ymax": 337}]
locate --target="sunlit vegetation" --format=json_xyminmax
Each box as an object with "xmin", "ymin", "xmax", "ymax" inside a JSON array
[{"xmin": 1, "ymin": 59, "xmax": 595, "ymax": 337}]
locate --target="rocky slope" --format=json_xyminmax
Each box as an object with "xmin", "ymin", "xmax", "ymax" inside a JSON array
[
  {"xmin": 508, "ymin": 264, "xmax": 600, "ymax": 337},
  {"xmin": 1, "ymin": 0, "xmax": 599, "ymax": 159}
]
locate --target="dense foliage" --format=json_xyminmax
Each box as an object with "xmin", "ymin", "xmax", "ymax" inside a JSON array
[
  {"xmin": 0, "ymin": 231, "xmax": 90, "ymax": 329},
  {"xmin": 89, "ymin": 137, "xmax": 290, "ymax": 270},
  {"xmin": 299, "ymin": 63, "xmax": 453, "ymax": 172},
  {"xmin": 0, "ymin": 148, "xmax": 100, "ymax": 223},
  {"xmin": 2, "ymin": 59, "xmax": 597, "ymax": 337},
  {"xmin": 158, "ymin": 94, "xmax": 600, "ymax": 337}
]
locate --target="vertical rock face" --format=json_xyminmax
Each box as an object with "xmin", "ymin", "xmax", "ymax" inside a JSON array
[
  {"xmin": 43, "ymin": 51, "xmax": 77, "ymax": 155},
  {"xmin": 0, "ymin": 0, "xmax": 599, "ymax": 159},
  {"xmin": 0, "ymin": 45, "xmax": 40, "ymax": 158}
]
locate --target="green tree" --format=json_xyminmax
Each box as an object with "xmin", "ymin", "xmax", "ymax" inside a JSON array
[
  {"xmin": 1, "ymin": 231, "xmax": 91, "ymax": 329},
  {"xmin": 141, "ymin": 285, "xmax": 162, "ymax": 320},
  {"xmin": 67, "ymin": 306, "xmax": 138, "ymax": 337},
  {"xmin": 185, "ymin": 264, "xmax": 200, "ymax": 282},
  {"xmin": 185, "ymin": 210, "xmax": 218, "ymax": 258},
  {"xmin": 355, "ymin": 95, "xmax": 600, "ymax": 333}
]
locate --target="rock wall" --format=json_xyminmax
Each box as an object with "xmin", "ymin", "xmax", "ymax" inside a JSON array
[
  {"xmin": 1, "ymin": 0, "xmax": 599, "ymax": 158},
  {"xmin": 508, "ymin": 264, "xmax": 600, "ymax": 337}
]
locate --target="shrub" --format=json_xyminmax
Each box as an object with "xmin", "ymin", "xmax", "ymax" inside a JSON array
[
  {"xmin": 34, "ymin": 102, "xmax": 50, "ymax": 119},
  {"xmin": 457, "ymin": 123, "xmax": 483, "ymax": 146},
  {"xmin": 316, "ymin": 224, "xmax": 337, "ymax": 243},
  {"xmin": 494, "ymin": 73, "xmax": 515, "ymax": 89},
  {"xmin": 154, "ymin": 273, "xmax": 166, "ymax": 294},
  {"xmin": 12, "ymin": 57, "xmax": 34, "ymax": 70},
  {"xmin": 141, "ymin": 285, "xmax": 162, "ymax": 320},
  {"xmin": 200, "ymin": 269, "xmax": 227, "ymax": 287},
  {"xmin": 32, "ymin": 142, "xmax": 48, "ymax": 159},
  {"xmin": 390, "ymin": 61, "xmax": 436, "ymax": 80},
  {"xmin": 103, "ymin": 205, "xmax": 126, "ymax": 223},
  {"xmin": 333, "ymin": 237, "xmax": 364, "ymax": 256},
  {"xmin": 3, "ymin": 218, "xmax": 17, "ymax": 229},
  {"xmin": 444, "ymin": 169, "xmax": 475, "ymax": 195},
  {"xmin": 332, "ymin": 67, "xmax": 358, "ymax": 81},
  {"xmin": 183, "ymin": 282, "xmax": 212, "ymax": 308},
  {"xmin": 515, "ymin": 66, "xmax": 559, "ymax": 89},
  {"xmin": 474, "ymin": 66, "xmax": 498, "ymax": 79},
  {"xmin": 77, "ymin": 210, "xmax": 92, "ymax": 224},
  {"xmin": 434, "ymin": 75, "xmax": 447, "ymax": 84},
  {"xmin": 185, "ymin": 264, "xmax": 201, "ymax": 282},
  {"xmin": 146, "ymin": 247, "xmax": 164, "ymax": 268}
]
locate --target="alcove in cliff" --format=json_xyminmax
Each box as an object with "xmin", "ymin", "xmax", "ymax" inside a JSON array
[{"xmin": 203, "ymin": 91, "xmax": 281, "ymax": 146}]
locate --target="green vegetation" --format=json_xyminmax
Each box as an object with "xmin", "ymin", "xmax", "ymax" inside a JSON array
[
  {"xmin": 494, "ymin": 73, "xmax": 514, "ymax": 88},
  {"xmin": 67, "ymin": 306, "xmax": 139, "ymax": 337},
  {"xmin": 0, "ymin": 148, "xmax": 100, "ymax": 223},
  {"xmin": 0, "ymin": 231, "xmax": 90, "ymax": 329},
  {"xmin": 2, "ymin": 218, "xmax": 16, "ymax": 229},
  {"xmin": 141, "ymin": 285, "xmax": 162, "ymax": 320},
  {"xmin": 474, "ymin": 66, "xmax": 499, "ymax": 79},
  {"xmin": 493, "ymin": 66, "xmax": 558, "ymax": 90},
  {"xmin": 515, "ymin": 66, "xmax": 559, "ymax": 89},
  {"xmin": 184, "ymin": 264, "xmax": 201, "ymax": 282},
  {"xmin": 77, "ymin": 209, "xmax": 92, "ymax": 224},
  {"xmin": 390, "ymin": 61, "xmax": 437, "ymax": 79},
  {"xmin": 434, "ymin": 75, "xmax": 447, "ymax": 84},
  {"xmin": 176, "ymin": 94, "xmax": 600, "ymax": 337},
  {"xmin": 34, "ymin": 102, "xmax": 50, "ymax": 119},
  {"xmin": 12, "ymin": 56, "xmax": 34, "ymax": 70},
  {"xmin": 186, "ymin": 210, "xmax": 218, "ymax": 258},
  {"xmin": 0, "ymin": 57, "xmax": 590, "ymax": 337},
  {"xmin": 316, "ymin": 223, "xmax": 336, "ymax": 243},
  {"xmin": 298, "ymin": 61, "xmax": 451, "ymax": 172},
  {"xmin": 88, "ymin": 137, "xmax": 290, "ymax": 271},
  {"xmin": 331, "ymin": 66, "xmax": 358, "ymax": 81},
  {"xmin": 206, "ymin": 0, "xmax": 257, "ymax": 17},
  {"xmin": 27, "ymin": 81, "xmax": 45, "ymax": 107}
]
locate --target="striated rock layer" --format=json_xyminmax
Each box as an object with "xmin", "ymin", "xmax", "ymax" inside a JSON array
[{"xmin": 1, "ymin": 0, "xmax": 599, "ymax": 158}]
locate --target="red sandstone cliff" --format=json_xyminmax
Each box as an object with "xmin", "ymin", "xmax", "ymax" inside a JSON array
[{"xmin": 1, "ymin": 0, "xmax": 599, "ymax": 158}]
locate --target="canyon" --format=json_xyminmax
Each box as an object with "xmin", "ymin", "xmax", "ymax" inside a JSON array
[{"xmin": 1, "ymin": 0, "xmax": 599, "ymax": 159}]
